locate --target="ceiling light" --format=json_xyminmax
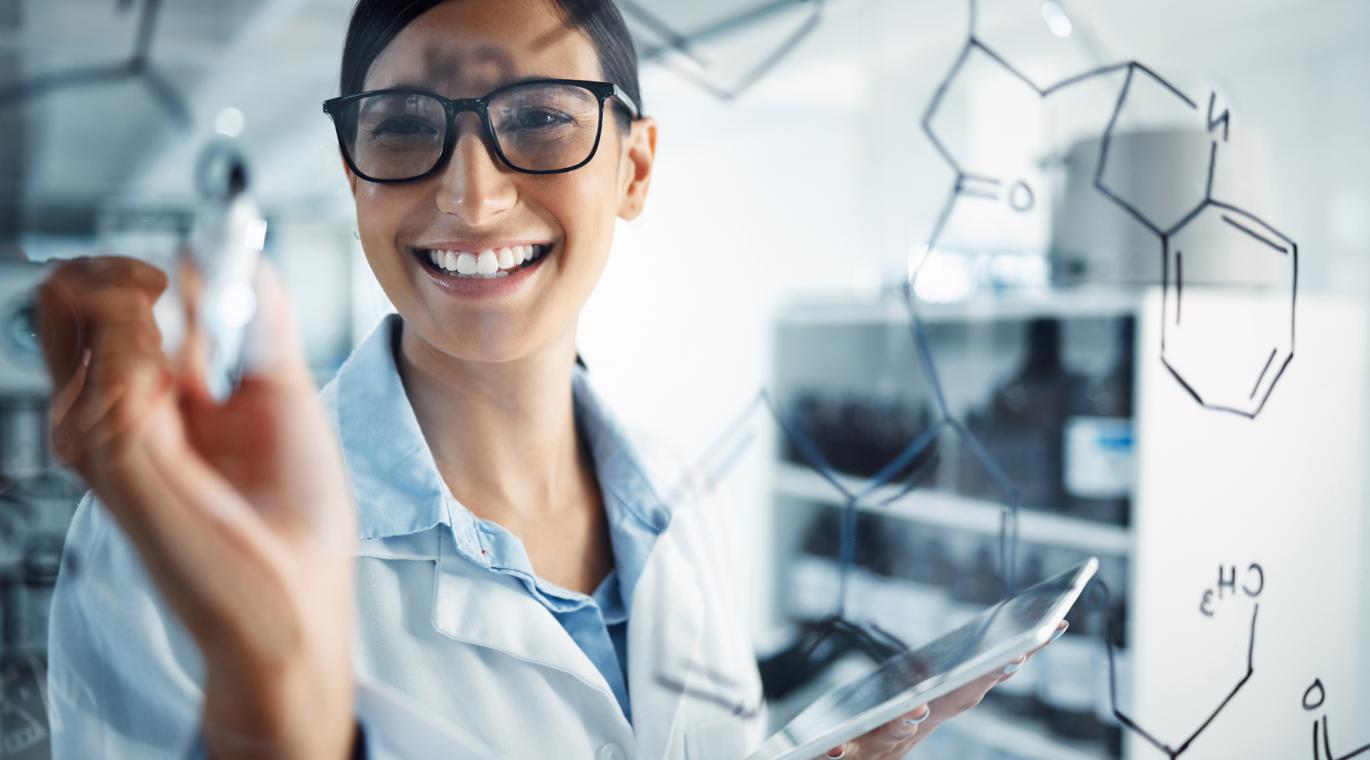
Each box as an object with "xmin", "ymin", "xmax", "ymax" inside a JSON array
[
  {"xmin": 214, "ymin": 107, "xmax": 245, "ymax": 138},
  {"xmin": 1040, "ymin": 0, "xmax": 1074, "ymax": 38}
]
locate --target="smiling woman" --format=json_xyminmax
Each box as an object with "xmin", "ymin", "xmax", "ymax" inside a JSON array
[{"xmin": 38, "ymin": 1, "xmax": 1036, "ymax": 759}]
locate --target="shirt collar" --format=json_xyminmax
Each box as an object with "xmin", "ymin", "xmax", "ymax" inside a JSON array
[
  {"xmin": 322, "ymin": 314, "xmax": 450, "ymax": 540},
  {"xmin": 322, "ymin": 314, "xmax": 673, "ymax": 552}
]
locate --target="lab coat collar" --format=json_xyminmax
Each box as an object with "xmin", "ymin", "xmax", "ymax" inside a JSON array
[
  {"xmin": 323, "ymin": 314, "xmax": 449, "ymax": 540},
  {"xmin": 429, "ymin": 531, "xmax": 632, "ymax": 729}
]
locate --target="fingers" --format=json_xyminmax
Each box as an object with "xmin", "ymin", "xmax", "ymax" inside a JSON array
[
  {"xmin": 827, "ymin": 621, "xmax": 1073, "ymax": 760},
  {"xmin": 37, "ymin": 256, "xmax": 175, "ymax": 478},
  {"xmin": 874, "ymin": 703, "xmax": 931, "ymax": 743},
  {"xmin": 36, "ymin": 256, "xmax": 168, "ymax": 389},
  {"xmin": 49, "ymin": 348, "xmax": 91, "ymax": 430},
  {"xmin": 827, "ymin": 704, "xmax": 932, "ymax": 759}
]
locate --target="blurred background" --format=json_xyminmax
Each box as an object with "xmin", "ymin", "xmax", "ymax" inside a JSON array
[{"xmin": 1, "ymin": 0, "xmax": 1368, "ymax": 757}]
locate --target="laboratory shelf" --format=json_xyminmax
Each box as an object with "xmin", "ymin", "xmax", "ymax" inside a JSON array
[
  {"xmin": 774, "ymin": 286, "xmax": 1143, "ymax": 327},
  {"xmin": 772, "ymin": 463, "xmax": 1135, "ymax": 556},
  {"xmin": 944, "ymin": 702, "xmax": 1112, "ymax": 760}
]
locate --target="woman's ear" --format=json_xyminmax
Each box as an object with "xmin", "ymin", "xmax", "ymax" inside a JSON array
[{"xmin": 618, "ymin": 116, "xmax": 658, "ymax": 221}]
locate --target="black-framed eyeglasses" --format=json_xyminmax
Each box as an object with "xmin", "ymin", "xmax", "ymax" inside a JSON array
[{"xmin": 322, "ymin": 78, "xmax": 640, "ymax": 183}]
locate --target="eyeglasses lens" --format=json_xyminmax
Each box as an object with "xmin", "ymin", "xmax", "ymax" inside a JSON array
[{"xmin": 337, "ymin": 83, "xmax": 603, "ymax": 180}]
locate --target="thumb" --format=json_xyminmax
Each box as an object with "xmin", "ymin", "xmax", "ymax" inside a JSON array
[{"xmin": 237, "ymin": 261, "xmax": 313, "ymax": 394}]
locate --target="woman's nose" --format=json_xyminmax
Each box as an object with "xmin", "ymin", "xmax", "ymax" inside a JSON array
[{"xmin": 433, "ymin": 113, "xmax": 517, "ymax": 225}]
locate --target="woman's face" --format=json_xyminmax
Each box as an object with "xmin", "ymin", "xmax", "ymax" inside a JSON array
[{"xmin": 346, "ymin": 0, "xmax": 656, "ymax": 364}]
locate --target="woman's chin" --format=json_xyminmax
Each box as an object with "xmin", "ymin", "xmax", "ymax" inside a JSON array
[{"xmin": 405, "ymin": 313, "xmax": 546, "ymax": 366}]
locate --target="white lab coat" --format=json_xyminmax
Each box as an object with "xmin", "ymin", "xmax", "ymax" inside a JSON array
[
  {"xmin": 48, "ymin": 317, "xmax": 768, "ymax": 760},
  {"xmin": 350, "ymin": 472, "xmax": 767, "ymax": 759}
]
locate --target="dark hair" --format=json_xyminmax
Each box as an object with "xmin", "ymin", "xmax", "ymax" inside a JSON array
[{"xmin": 338, "ymin": 0, "xmax": 642, "ymax": 128}]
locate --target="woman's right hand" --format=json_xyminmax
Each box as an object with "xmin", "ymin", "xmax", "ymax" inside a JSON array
[{"xmin": 37, "ymin": 255, "xmax": 359, "ymax": 759}]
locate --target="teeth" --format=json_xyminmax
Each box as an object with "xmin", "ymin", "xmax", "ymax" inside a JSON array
[
  {"xmin": 422, "ymin": 244, "xmax": 547, "ymax": 278},
  {"xmin": 476, "ymin": 249, "xmax": 498, "ymax": 275}
]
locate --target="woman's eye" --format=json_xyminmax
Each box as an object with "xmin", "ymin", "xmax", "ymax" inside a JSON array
[
  {"xmin": 370, "ymin": 117, "xmax": 438, "ymax": 138},
  {"xmin": 507, "ymin": 108, "xmax": 573, "ymax": 131}
]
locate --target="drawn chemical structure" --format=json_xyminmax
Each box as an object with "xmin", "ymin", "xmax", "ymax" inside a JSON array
[
  {"xmin": 1303, "ymin": 678, "xmax": 1370, "ymax": 760},
  {"xmin": 640, "ymin": 0, "xmax": 1296, "ymax": 742},
  {"xmin": 920, "ymin": 0, "xmax": 1298, "ymax": 419},
  {"xmin": 622, "ymin": 0, "xmax": 827, "ymax": 102},
  {"xmin": 1197, "ymin": 562, "xmax": 1264, "ymax": 618},
  {"xmin": 1105, "ymin": 564, "xmax": 1263, "ymax": 759}
]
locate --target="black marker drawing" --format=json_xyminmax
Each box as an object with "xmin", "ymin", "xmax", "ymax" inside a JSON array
[
  {"xmin": 920, "ymin": 0, "xmax": 1298, "ymax": 419},
  {"xmin": 1303, "ymin": 678, "xmax": 1370, "ymax": 760},
  {"xmin": 625, "ymin": 0, "xmax": 827, "ymax": 102},
  {"xmin": 653, "ymin": 0, "xmax": 1298, "ymax": 726},
  {"xmin": 1093, "ymin": 565, "xmax": 1263, "ymax": 759},
  {"xmin": 1106, "ymin": 604, "xmax": 1258, "ymax": 759}
]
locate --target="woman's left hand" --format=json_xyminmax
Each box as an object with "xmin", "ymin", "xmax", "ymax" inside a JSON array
[{"xmin": 818, "ymin": 620, "xmax": 1067, "ymax": 760}]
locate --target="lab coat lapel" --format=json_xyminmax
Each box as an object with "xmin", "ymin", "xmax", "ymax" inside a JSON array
[
  {"xmin": 428, "ymin": 529, "xmax": 625, "ymax": 716},
  {"xmin": 627, "ymin": 521, "xmax": 708, "ymax": 759}
]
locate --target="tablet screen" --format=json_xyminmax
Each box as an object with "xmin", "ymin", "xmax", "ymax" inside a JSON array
[{"xmin": 754, "ymin": 559, "xmax": 1096, "ymax": 757}]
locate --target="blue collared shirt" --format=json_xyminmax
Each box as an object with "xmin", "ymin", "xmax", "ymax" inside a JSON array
[{"xmin": 323, "ymin": 314, "xmax": 670, "ymax": 721}]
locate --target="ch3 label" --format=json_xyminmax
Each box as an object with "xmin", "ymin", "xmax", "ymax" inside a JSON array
[{"xmin": 1199, "ymin": 563, "xmax": 1264, "ymax": 617}]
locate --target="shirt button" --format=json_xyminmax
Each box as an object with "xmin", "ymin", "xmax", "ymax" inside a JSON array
[{"xmin": 599, "ymin": 742, "xmax": 627, "ymax": 760}]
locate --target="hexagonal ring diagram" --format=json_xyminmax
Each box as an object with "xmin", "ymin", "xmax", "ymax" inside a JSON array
[{"xmin": 1160, "ymin": 201, "xmax": 1297, "ymax": 418}]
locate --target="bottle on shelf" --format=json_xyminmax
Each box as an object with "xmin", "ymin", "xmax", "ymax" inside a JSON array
[
  {"xmin": 782, "ymin": 392, "xmax": 939, "ymax": 485},
  {"xmin": 960, "ymin": 318, "xmax": 1081, "ymax": 512},
  {"xmin": 1062, "ymin": 317, "xmax": 1136, "ymax": 526}
]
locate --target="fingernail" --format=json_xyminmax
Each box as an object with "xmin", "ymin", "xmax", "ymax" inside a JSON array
[
  {"xmin": 1003, "ymin": 661, "xmax": 1020, "ymax": 675},
  {"xmin": 825, "ymin": 747, "xmax": 847, "ymax": 759},
  {"xmin": 1051, "ymin": 622, "xmax": 1069, "ymax": 642},
  {"xmin": 906, "ymin": 705, "xmax": 931, "ymax": 725},
  {"xmin": 80, "ymin": 347, "xmax": 92, "ymax": 368}
]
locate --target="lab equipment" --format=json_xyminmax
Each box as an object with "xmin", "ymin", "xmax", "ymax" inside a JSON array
[{"xmin": 749, "ymin": 557, "xmax": 1098, "ymax": 760}]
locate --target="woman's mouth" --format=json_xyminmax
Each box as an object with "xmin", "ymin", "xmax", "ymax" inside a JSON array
[{"xmin": 412, "ymin": 244, "xmax": 551, "ymax": 280}]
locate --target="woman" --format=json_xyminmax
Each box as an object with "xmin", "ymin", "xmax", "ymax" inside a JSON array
[{"xmin": 40, "ymin": 1, "xmax": 1044, "ymax": 757}]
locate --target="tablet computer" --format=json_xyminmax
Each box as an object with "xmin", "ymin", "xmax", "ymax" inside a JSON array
[{"xmin": 747, "ymin": 557, "xmax": 1098, "ymax": 760}]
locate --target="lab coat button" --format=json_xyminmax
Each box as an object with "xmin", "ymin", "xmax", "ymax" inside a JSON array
[{"xmin": 599, "ymin": 742, "xmax": 627, "ymax": 760}]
